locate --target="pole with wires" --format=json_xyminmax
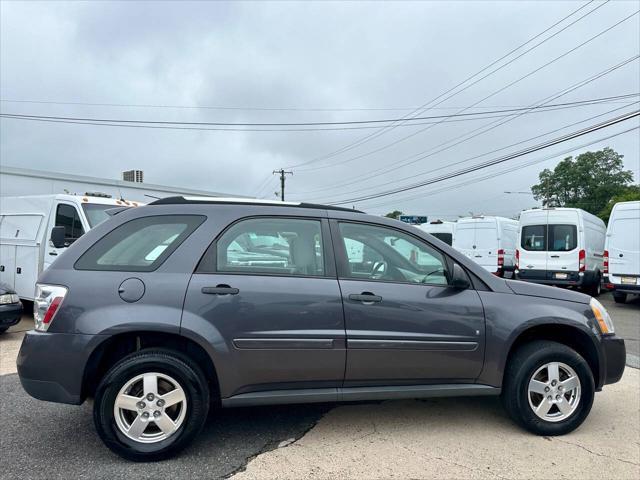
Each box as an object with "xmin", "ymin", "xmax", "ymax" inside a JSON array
[{"xmin": 273, "ymin": 169, "xmax": 293, "ymax": 201}]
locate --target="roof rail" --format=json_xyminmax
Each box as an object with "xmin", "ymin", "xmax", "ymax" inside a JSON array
[{"xmin": 148, "ymin": 196, "xmax": 364, "ymax": 213}]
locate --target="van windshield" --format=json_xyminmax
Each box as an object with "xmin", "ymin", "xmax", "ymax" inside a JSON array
[
  {"xmin": 82, "ymin": 203, "xmax": 120, "ymax": 228},
  {"xmin": 521, "ymin": 224, "xmax": 577, "ymax": 251}
]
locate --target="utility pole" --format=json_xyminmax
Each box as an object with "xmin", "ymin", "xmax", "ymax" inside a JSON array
[{"xmin": 273, "ymin": 168, "xmax": 293, "ymax": 201}]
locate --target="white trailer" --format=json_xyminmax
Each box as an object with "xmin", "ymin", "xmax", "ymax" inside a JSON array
[
  {"xmin": 452, "ymin": 216, "xmax": 519, "ymax": 276},
  {"xmin": 516, "ymin": 207, "xmax": 606, "ymax": 296},
  {"xmin": 604, "ymin": 200, "xmax": 640, "ymax": 303},
  {"xmin": 0, "ymin": 194, "xmax": 142, "ymax": 300}
]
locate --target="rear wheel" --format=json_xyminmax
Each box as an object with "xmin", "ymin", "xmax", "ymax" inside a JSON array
[
  {"xmin": 502, "ymin": 340, "xmax": 594, "ymax": 436},
  {"xmin": 613, "ymin": 292, "xmax": 627, "ymax": 304},
  {"xmin": 94, "ymin": 349, "xmax": 209, "ymax": 461}
]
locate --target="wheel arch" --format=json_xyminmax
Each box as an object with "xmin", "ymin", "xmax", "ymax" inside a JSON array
[{"xmin": 82, "ymin": 330, "xmax": 221, "ymax": 403}]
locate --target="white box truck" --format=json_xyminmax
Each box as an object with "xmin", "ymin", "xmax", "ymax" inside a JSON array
[
  {"xmin": 452, "ymin": 216, "xmax": 519, "ymax": 277},
  {"xmin": 0, "ymin": 194, "xmax": 141, "ymax": 300},
  {"xmin": 417, "ymin": 220, "xmax": 456, "ymax": 245},
  {"xmin": 516, "ymin": 207, "xmax": 606, "ymax": 296},
  {"xmin": 604, "ymin": 200, "xmax": 640, "ymax": 303}
]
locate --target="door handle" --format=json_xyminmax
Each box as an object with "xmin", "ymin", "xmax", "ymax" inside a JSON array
[
  {"xmin": 619, "ymin": 253, "xmax": 624, "ymax": 258},
  {"xmin": 550, "ymin": 255, "xmax": 560, "ymax": 258},
  {"xmin": 202, "ymin": 285, "xmax": 239, "ymax": 295},
  {"xmin": 49, "ymin": 252, "xmax": 58, "ymax": 256},
  {"xmin": 349, "ymin": 292, "xmax": 382, "ymax": 303}
]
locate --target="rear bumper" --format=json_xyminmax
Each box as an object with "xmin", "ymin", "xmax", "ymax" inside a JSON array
[
  {"xmin": 600, "ymin": 335, "xmax": 626, "ymax": 386},
  {"xmin": 604, "ymin": 276, "xmax": 640, "ymax": 294},
  {"xmin": 515, "ymin": 269, "xmax": 586, "ymax": 286},
  {"xmin": 17, "ymin": 330, "xmax": 96, "ymax": 405},
  {"xmin": 0, "ymin": 302, "xmax": 23, "ymax": 328}
]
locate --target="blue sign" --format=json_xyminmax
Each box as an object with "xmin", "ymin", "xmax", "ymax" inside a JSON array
[{"xmin": 398, "ymin": 215, "xmax": 428, "ymax": 225}]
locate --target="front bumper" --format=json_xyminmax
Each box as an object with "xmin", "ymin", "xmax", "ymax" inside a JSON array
[
  {"xmin": 600, "ymin": 335, "xmax": 626, "ymax": 386},
  {"xmin": 17, "ymin": 330, "xmax": 97, "ymax": 405},
  {"xmin": 0, "ymin": 302, "xmax": 23, "ymax": 328}
]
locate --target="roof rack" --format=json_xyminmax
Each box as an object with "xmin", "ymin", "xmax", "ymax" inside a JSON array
[{"xmin": 148, "ymin": 196, "xmax": 364, "ymax": 213}]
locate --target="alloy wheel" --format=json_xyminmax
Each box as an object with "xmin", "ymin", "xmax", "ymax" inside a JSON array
[{"xmin": 527, "ymin": 362, "xmax": 581, "ymax": 422}]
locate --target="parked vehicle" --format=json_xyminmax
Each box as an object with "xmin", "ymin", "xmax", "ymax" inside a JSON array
[
  {"xmin": 452, "ymin": 216, "xmax": 518, "ymax": 276},
  {"xmin": 604, "ymin": 201, "xmax": 640, "ymax": 303},
  {"xmin": 0, "ymin": 194, "xmax": 141, "ymax": 300},
  {"xmin": 516, "ymin": 208, "xmax": 606, "ymax": 296},
  {"xmin": 17, "ymin": 197, "xmax": 625, "ymax": 461},
  {"xmin": 417, "ymin": 219, "xmax": 456, "ymax": 245},
  {"xmin": 0, "ymin": 282, "xmax": 22, "ymax": 334}
]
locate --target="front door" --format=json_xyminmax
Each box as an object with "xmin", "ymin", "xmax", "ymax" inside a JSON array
[
  {"xmin": 332, "ymin": 220, "xmax": 485, "ymax": 386},
  {"xmin": 182, "ymin": 216, "xmax": 346, "ymax": 399}
]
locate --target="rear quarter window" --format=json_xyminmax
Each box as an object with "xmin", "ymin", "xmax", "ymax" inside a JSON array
[{"xmin": 75, "ymin": 215, "xmax": 205, "ymax": 272}]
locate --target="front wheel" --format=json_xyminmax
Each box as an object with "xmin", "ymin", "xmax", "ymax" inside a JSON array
[
  {"xmin": 94, "ymin": 349, "xmax": 210, "ymax": 461},
  {"xmin": 502, "ymin": 340, "xmax": 594, "ymax": 436}
]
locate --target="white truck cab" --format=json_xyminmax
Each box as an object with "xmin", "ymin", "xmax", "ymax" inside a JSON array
[
  {"xmin": 417, "ymin": 220, "xmax": 456, "ymax": 246},
  {"xmin": 604, "ymin": 200, "xmax": 640, "ymax": 303},
  {"xmin": 516, "ymin": 207, "xmax": 605, "ymax": 296},
  {"xmin": 0, "ymin": 194, "xmax": 141, "ymax": 300},
  {"xmin": 452, "ymin": 216, "xmax": 519, "ymax": 277}
]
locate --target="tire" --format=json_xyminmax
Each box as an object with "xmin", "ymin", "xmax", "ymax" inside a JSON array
[
  {"xmin": 502, "ymin": 340, "xmax": 594, "ymax": 436},
  {"xmin": 94, "ymin": 349, "xmax": 210, "ymax": 462},
  {"xmin": 613, "ymin": 292, "xmax": 627, "ymax": 304},
  {"xmin": 590, "ymin": 275, "xmax": 602, "ymax": 297}
]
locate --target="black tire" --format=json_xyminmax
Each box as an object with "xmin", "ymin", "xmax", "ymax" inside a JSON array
[
  {"xmin": 0, "ymin": 326, "xmax": 9, "ymax": 334},
  {"xmin": 502, "ymin": 340, "xmax": 595, "ymax": 436},
  {"xmin": 613, "ymin": 292, "xmax": 627, "ymax": 304},
  {"xmin": 590, "ymin": 275, "xmax": 602, "ymax": 297},
  {"xmin": 94, "ymin": 349, "xmax": 210, "ymax": 462}
]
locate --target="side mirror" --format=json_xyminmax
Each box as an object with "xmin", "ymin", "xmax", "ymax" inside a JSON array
[
  {"xmin": 451, "ymin": 263, "xmax": 470, "ymax": 289},
  {"xmin": 50, "ymin": 226, "xmax": 66, "ymax": 249}
]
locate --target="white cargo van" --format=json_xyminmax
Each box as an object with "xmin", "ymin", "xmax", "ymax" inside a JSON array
[
  {"xmin": 604, "ymin": 201, "xmax": 640, "ymax": 303},
  {"xmin": 417, "ymin": 220, "xmax": 456, "ymax": 245},
  {"xmin": 0, "ymin": 194, "xmax": 141, "ymax": 300},
  {"xmin": 516, "ymin": 207, "xmax": 605, "ymax": 295},
  {"xmin": 452, "ymin": 216, "xmax": 519, "ymax": 276}
]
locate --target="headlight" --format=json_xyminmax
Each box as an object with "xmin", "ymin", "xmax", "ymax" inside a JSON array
[
  {"xmin": 0, "ymin": 293, "xmax": 19, "ymax": 304},
  {"xmin": 590, "ymin": 298, "xmax": 615, "ymax": 335}
]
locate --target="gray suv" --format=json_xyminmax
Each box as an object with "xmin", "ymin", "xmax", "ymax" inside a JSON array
[{"xmin": 17, "ymin": 197, "xmax": 626, "ymax": 461}]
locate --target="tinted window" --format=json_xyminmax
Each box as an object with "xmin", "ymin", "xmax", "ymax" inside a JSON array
[
  {"xmin": 56, "ymin": 204, "xmax": 85, "ymax": 243},
  {"xmin": 521, "ymin": 225, "xmax": 546, "ymax": 251},
  {"xmin": 215, "ymin": 218, "xmax": 325, "ymax": 277},
  {"xmin": 338, "ymin": 222, "xmax": 448, "ymax": 285},
  {"xmin": 548, "ymin": 224, "xmax": 577, "ymax": 251},
  {"xmin": 431, "ymin": 232, "xmax": 453, "ymax": 245},
  {"xmin": 75, "ymin": 215, "xmax": 205, "ymax": 271}
]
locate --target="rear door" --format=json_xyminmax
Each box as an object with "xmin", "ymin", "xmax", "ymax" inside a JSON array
[
  {"xmin": 182, "ymin": 216, "xmax": 346, "ymax": 399},
  {"xmin": 519, "ymin": 210, "xmax": 548, "ymax": 274},
  {"xmin": 452, "ymin": 223, "xmax": 475, "ymax": 260},
  {"xmin": 608, "ymin": 213, "xmax": 640, "ymax": 280},
  {"xmin": 473, "ymin": 220, "xmax": 499, "ymax": 272},
  {"xmin": 546, "ymin": 212, "xmax": 579, "ymax": 274}
]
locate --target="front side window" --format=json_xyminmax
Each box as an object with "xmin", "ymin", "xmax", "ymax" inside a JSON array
[
  {"xmin": 338, "ymin": 222, "xmax": 449, "ymax": 285},
  {"xmin": 215, "ymin": 218, "xmax": 325, "ymax": 277},
  {"xmin": 521, "ymin": 225, "xmax": 546, "ymax": 251},
  {"xmin": 82, "ymin": 203, "xmax": 119, "ymax": 228},
  {"xmin": 56, "ymin": 204, "xmax": 85, "ymax": 243},
  {"xmin": 75, "ymin": 215, "xmax": 205, "ymax": 271}
]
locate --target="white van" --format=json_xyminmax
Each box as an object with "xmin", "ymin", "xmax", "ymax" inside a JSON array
[
  {"xmin": 0, "ymin": 194, "xmax": 141, "ymax": 300},
  {"xmin": 452, "ymin": 216, "xmax": 519, "ymax": 276},
  {"xmin": 417, "ymin": 220, "xmax": 456, "ymax": 245},
  {"xmin": 604, "ymin": 200, "xmax": 640, "ymax": 303},
  {"xmin": 516, "ymin": 208, "xmax": 605, "ymax": 295}
]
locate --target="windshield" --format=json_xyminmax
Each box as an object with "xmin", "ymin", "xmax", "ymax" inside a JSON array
[{"xmin": 81, "ymin": 203, "xmax": 121, "ymax": 228}]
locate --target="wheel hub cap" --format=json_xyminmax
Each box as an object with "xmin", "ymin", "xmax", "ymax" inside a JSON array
[
  {"xmin": 528, "ymin": 362, "xmax": 581, "ymax": 422},
  {"xmin": 114, "ymin": 372, "xmax": 187, "ymax": 444}
]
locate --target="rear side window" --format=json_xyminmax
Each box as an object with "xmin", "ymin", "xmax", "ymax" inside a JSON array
[
  {"xmin": 75, "ymin": 215, "xmax": 205, "ymax": 271},
  {"xmin": 521, "ymin": 225, "xmax": 546, "ymax": 251}
]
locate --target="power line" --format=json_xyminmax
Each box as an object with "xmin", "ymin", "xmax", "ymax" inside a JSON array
[
  {"xmin": 293, "ymin": 54, "xmax": 640, "ymax": 198},
  {"xmin": 2, "ymin": 94, "xmax": 634, "ymax": 128},
  {"xmin": 284, "ymin": 0, "xmax": 608, "ymax": 169},
  {"xmin": 325, "ymin": 110, "xmax": 640, "ymax": 205},
  {"xmin": 293, "ymin": 9, "xmax": 639, "ymax": 172}
]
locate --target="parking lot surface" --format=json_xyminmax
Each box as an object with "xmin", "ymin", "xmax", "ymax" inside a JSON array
[{"xmin": 0, "ymin": 293, "xmax": 638, "ymax": 479}]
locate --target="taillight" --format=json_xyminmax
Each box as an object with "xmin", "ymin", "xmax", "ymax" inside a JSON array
[
  {"xmin": 497, "ymin": 249, "xmax": 505, "ymax": 269},
  {"xmin": 579, "ymin": 249, "xmax": 586, "ymax": 272},
  {"xmin": 603, "ymin": 250, "xmax": 609, "ymax": 274},
  {"xmin": 515, "ymin": 249, "xmax": 520, "ymax": 269},
  {"xmin": 34, "ymin": 284, "xmax": 68, "ymax": 332}
]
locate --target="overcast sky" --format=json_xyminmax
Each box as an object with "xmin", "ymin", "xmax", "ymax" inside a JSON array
[{"xmin": 1, "ymin": 0, "xmax": 639, "ymax": 218}]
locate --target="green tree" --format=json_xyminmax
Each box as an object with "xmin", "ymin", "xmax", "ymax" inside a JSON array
[
  {"xmin": 598, "ymin": 185, "xmax": 640, "ymax": 222},
  {"xmin": 531, "ymin": 147, "xmax": 634, "ymax": 217},
  {"xmin": 385, "ymin": 210, "xmax": 403, "ymax": 219}
]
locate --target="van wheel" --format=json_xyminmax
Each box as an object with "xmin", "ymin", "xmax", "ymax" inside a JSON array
[
  {"xmin": 589, "ymin": 275, "xmax": 602, "ymax": 297},
  {"xmin": 94, "ymin": 349, "xmax": 209, "ymax": 461},
  {"xmin": 613, "ymin": 292, "xmax": 627, "ymax": 304},
  {"xmin": 502, "ymin": 340, "xmax": 594, "ymax": 436}
]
